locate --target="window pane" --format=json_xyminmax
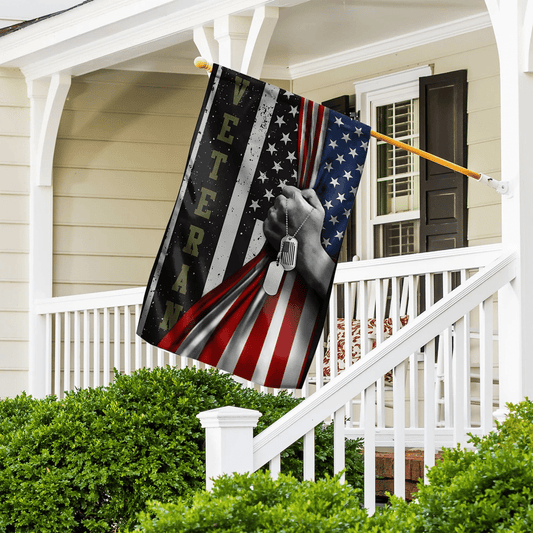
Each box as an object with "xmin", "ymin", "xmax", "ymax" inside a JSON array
[
  {"xmin": 375, "ymin": 220, "xmax": 419, "ymax": 258},
  {"xmin": 375, "ymin": 99, "xmax": 419, "ymax": 216}
]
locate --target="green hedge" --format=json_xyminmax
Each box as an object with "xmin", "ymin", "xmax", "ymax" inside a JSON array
[
  {"xmin": 0, "ymin": 366, "xmax": 362, "ymax": 532},
  {"xmin": 136, "ymin": 399, "xmax": 533, "ymax": 533},
  {"xmin": 135, "ymin": 472, "xmax": 370, "ymax": 533}
]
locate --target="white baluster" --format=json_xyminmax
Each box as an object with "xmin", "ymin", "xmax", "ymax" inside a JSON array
[
  {"xmin": 424, "ymin": 272, "xmax": 436, "ymax": 482},
  {"xmin": 124, "ymin": 305, "xmax": 131, "ymax": 374},
  {"xmin": 64, "ymin": 312, "xmax": 71, "ymax": 394},
  {"xmin": 303, "ymin": 428, "xmax": 315, "ymax": 481},
  {"xmin": 83, "ymin": 310, "xmax": 90, "ymax": 388},
  {"xmin": 453, "ymin": 316, "xmax": 466, "ymax": 448},
  {"xmin": 54, "ymin": 313, "xmax": 61, "ymax": 397},
  {"xmin": 114, "ymin": 307, "xmax": 121, "ymax": 375},
  {"xmin": 334, "ymin": 406, "xmax": 345, "ymax": 483},
  {"xmin": 363, "ymin": 383, "xmax": 376, "ymax": 514},
  {"xmin": 103, "ymin": 307, "xmax": 110, "ymax": 386},
  {"xmin": 135, "ymin": 304, "xmax": 142, "ymax": 370},
  {"xmin": 269, "ymin": 454, "xmax": 281, "ymax": 480},
  {"xmin": 45, "ymin": 313, "xmax": 52, "ymax": 396},
  {"xmin": 146, "ymin": 343, "xmax": 154, "ymax": 370},
  {"xmin": 480, "ymin": 295, "xmax": 494, "ymax": 434},
  {"xmin": 461, "ymin": 269, "xmax": 472, "ymax": 428},
  {"xmin": 93, "ymin": 309, "xmax": 100, "ymax": 387},
  {"xmin": 74, "ymin": 311, "xmax": 81, "ymax": 389},
  {"xmin": 442, "ymin": 272, "xmax": 453, "ymax": 427},
  {"xmin": 344, "ymin": 282, "xmax": 354, "ymax": 427},
  {"xmin": 329, "ymin": 284, "xmax": 338, "ymax": 379},
  {"xmin": 409, "ymin": 275, "xmax": 419, "ymax": 428},
  {"xmin": 393, "ymin": 360, "xmax": 406, "ymax": 499},
  {"xmin": 375, "ymin": 278, "xmax": 385, "ymax": 428},
  {"xmin": 157, "ymin": 348, "xmax": 165, "ymax": 368}
]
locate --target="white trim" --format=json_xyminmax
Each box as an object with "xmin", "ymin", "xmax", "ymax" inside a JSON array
[
  {"xmin": 0, "ymin": 5, "xmax": 491, "ymax": 80},
  {"xmin": 354, "ymin": 66, "xmax": 431, "ymax": 260},
  {"xmin": 287, "ymin": 12, "xmax": 491, "ymax": 79}
]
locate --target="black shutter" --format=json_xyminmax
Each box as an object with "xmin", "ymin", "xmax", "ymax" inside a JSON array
[{"xmin": 419, "ymin": 70, "xmax": 468, "ymax": 252}]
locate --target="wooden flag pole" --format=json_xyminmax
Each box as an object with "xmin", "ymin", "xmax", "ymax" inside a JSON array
[{"xmin": 194, "ymin": 57, "xmax": 509, "ymax": 196}]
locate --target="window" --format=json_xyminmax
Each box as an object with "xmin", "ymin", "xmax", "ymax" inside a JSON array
[{"xmin": 353, "ymin": 66, "xmax": 431, "ymax": 260}]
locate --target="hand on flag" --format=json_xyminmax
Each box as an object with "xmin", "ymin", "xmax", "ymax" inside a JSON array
[{"xmin": 264, "ymin": 186, "xmax": 335, "ymax": 299}]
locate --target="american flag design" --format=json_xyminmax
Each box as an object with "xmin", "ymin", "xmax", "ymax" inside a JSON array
[{"xmin": 137, "ymin": 64, "xmax": 370, "ymax": 388}]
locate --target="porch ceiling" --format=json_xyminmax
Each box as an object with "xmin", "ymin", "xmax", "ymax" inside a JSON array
[{"xmin": 0, "ymin": 0, "xmax": 489, "ymax": 81}]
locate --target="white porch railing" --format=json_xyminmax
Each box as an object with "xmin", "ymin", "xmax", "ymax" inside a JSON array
[
  {"xmin": 35, "ymin": 244, "xmax": 511, "ymax": 509},
  {"xmin": 249, "ymin": 248, "xmax": 515, "ymax": 513},
  {"xmin": 35, "ymin": 244, "xmax": 503, "ymax": 402}
]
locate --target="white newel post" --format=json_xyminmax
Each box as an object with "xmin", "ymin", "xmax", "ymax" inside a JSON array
[
  {"xmin": 485, "ymin": 0, "xmax": 533, "ymax": 414},
  {"xmin": 197, "ymin": 406, "xmax": 262, "ymax": 490}
]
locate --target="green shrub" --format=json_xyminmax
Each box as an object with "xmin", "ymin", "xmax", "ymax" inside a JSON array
[
  {"xmin": 384, "ymin": 398, "xmax": 533, "ymax": 533},
  {"xmin": 0, "ymin": 366, "xmax": 363, "ymax": 532},
  {"xmin": 135, "ymin": 471, "xmax": 374, "ymax": 533},
  {"xmin": 134, "ymin": 399, "xmax": 533, "ymax": 533}
]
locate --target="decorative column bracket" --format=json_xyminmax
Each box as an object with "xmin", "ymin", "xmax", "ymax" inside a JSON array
[
  {"xmin": 28, "ymin": 73, "xmax": 71, "ymax": 187},
  {"xmin": 194, "ymin": 6, "xmax": 279, "ymax": 77}
]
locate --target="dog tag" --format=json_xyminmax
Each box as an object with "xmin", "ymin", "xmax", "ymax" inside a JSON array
[
  {"xmin": 263, "ymin": 261, "xmax": 285, "ymax": 296},
  {"xmin": 278, "ymin": 235, "xmax": 298, "ymax": 271}
]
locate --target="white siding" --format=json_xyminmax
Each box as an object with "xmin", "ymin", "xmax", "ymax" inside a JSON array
[
  {"xmin": 53, "ymin": 70, "xmax": 208, "ymax": 296},
  {"xmin": 0, "ymin": 68, "xmax": 30, "ymax": 397}
]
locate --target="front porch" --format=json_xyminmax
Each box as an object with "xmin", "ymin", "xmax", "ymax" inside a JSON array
[{"xmin": 34, "ymin": 243, "xmax": 512, "ymax": 510}]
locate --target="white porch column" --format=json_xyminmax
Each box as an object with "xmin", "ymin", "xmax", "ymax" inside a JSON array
[
  {"xmin": 197, "ymin": 406, "xmax": 262, "ymax": 490},
  {"xmin": 195, "ymin": 6, "xmax": 279, "ymax": 77},
  {"xmin": 485, "ymin": 0, "xmax": 533, "ymax": 408},
  {"xmin": 27, "ymin": 74, "xmax": 71, "ymax": 398}
]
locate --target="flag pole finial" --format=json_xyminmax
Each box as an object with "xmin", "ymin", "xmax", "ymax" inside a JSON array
[{"xmin": 194, "ymin": 57, "xmax": 213, "ymax": 73}]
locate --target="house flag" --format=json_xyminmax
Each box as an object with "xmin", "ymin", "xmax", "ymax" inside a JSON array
[{"xmin": 137, "ymin": 64, "xmax": 371, "ymax": 389}]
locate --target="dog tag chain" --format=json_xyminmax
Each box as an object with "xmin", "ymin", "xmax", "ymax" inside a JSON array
[{"xmin": 263, "ymin": 197, "xmax": 314, "ymax": 296}]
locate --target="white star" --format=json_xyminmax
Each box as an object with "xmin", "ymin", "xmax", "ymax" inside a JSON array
[
  {"xmin": 267, "ymin": 143, "xmax": 277, "ymax": 155},
  {"xmin": 349, "ymin": 148, "xmax": 358, "ymax": 158},
  {"xmin": 357, "ymin": 164, "xmax": 365, "ymax": 174},
  {"xmin": 355, "ymin": 127, "xmax": 363, "ymax": 137},
  {"xmin": 324, "ymin": 161, "xmax": 333, "ymax": 172},
  {"xmin": 337, "ymin": 193, "xmax": 346, "ymax": 203},
  {"xmin": 324, "ymin": 200, "xmax": 333, "ymax": 210},
  {"xmin": 292, "ymin": 169, "xmax": 298, "ymax": 179},
  {"xmin": 283, "ymin": 90, "xmax": 295, "ymax": 98},
  {"xmin": 329, "ymin": 215, "xmax": 339, "ymax": 226},
  {"xmin": 264, "ymin": 189, "xmax": 274, "ymax": 200},
  {"xmin": 289, "ymin": 105, "xmax": 298, "ymax": 117},
  {"xmin": 278, "ymin": 179, "xmax": 288, "ymax": 189},
  {"xmin": 329, "ymin": 139, "xmax": 338, "ymax": 149},
  {"xmin": 342, "ymin": 133, "xmax": 351, "ymax": 143},
  {"xmin": 281, "ymin": 133, "xmax": 291, "ymax": 144},
  {"xmin": 335, "ymin": 230, "xmax": 344, "ymax": 240},
  {"xmin": 343, "ymin": 208, "xmax": 351, "ymax": 218},
  {"xmin": 250, "ymin": 200, "xmax": 260, "ymax": 211},
  {"xmin": 334, "ymin": 116, "xmax": 343, "ymax": 126},
  {"xmin": 322, "ymin": 237, "xmax": 331, "ymax": 248},
  {"xmin": 361, "ymin": 141, "xmax": 369, "ymax": 150},
  {"xmin": 258, "ymin": 171, "xmax": 268, "ymax": 182},
  {"xmin": 350, "ymin": 186, "xmax": 358, "ymax": 195},
  {"xmin": 275, "ymin": 115, "xmax": 286, "ymax": 127},
  {"xmin": 286, "ymin": 151, "xmax": 297, "ymax": 162},
  {"xmin": 330, "ymin": 177, "xmax": 340, "ymax": 187},
  {"xmin": 343, "ymin": 170, "xmax": 353, "ymax": 180},
  {"xmin": 272, "ymin": 161, "xmax": 283, "ymax": 172},
  {"xmin": 336, "ymin": 154, "xmax": 345, "ymax": 164}
]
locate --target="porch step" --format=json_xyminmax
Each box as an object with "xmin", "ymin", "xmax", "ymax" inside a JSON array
[{"xmin": 375, "ymin": 450, "xmax": 442, "ymax": 501}]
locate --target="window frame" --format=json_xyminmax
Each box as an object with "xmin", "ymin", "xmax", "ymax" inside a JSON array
[{"xmin": 353, "ymin": 65, "xmax": 432, "ymax": 260}]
